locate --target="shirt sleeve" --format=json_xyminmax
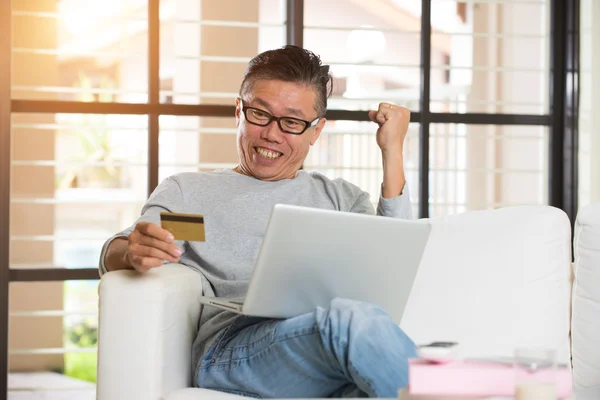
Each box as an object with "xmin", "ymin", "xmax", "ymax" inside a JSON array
[
  {"xmin": 98, "ymin": 176, "xmax": 185, "ymax": 276},
  {"xmin": 349, "ymin": 182, "xmax": 413, "ymax": 220},
  {"xmin": 376, "ymin": 183, "xmax": 413, "ymax": 219}
]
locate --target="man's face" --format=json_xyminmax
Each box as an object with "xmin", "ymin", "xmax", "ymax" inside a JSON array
[{"xmin": 235, "ymin": 79, "xmax": 326, "ymax": 181}]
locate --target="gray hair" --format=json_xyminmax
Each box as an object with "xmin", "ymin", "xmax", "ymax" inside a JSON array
[{"xmin": 239, "ymin": 45, "xmax": 333, "ymax": 118}]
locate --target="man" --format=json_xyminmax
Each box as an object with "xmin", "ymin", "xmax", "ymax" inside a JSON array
[{"xmin": 99, "ymin": 45, "xmax": 416, "ymax": 398}]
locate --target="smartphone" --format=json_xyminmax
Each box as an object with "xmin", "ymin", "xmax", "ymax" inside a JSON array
[{"xmin": 417, "ymin": 341, "xmax": 459, "ymax": 363}]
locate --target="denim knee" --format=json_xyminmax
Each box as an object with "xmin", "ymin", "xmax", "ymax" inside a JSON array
[
  {"xmin": 318, "ymin": 297, "xmax": 394, "ymax": 338},
  {"xmin": 316, "ymin": 297, "xmax": 417, "ymax": 396},
  {"xmin": 327, "ymin": 297, "xmax": 389, "ymax": 319}
]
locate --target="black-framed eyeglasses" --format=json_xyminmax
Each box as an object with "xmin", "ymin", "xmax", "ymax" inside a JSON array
[{"xmin": 240, "ymin": 100, "xmax": 320, "ymax": 135}]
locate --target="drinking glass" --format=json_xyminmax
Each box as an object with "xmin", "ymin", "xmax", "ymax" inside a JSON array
[{"xmin": 514, "ymin": 347, "xmax": 557, "ymax": 400}]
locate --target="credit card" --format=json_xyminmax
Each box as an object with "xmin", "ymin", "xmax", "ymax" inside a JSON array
[{"xmin": 160, "ymin": 212, "xmax": 205, "ymax": 242}]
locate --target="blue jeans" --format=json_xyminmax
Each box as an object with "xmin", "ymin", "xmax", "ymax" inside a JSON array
[{"xmin": 196, "ymin": 298, "xmax": 418, "ymax": 398}]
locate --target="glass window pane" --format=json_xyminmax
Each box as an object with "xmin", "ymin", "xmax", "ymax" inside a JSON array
[
  {"xmin": 159, "ymin": 0, "xmax": 286, "ymax": 105},
  {"xmin": 9, "ymin": 281, "xmax": 98, "ymax": 397},
  {"xmin": 11, "ymin": 0, "xmax": 148, "ymax": 103},
  {"xmin": 303, "ymin": 121, "xmax": 420, "ymax": 216},
  {"xmin": 304, "ymin": 0, "xmax": 421, "ymax": 111},
  {"xmin": 10, "ymin": 113, "xmax": 147, "ymax": 269},
  {"xmin": 431, "ymin": 0, "xmax": 550, "ymax": 114},
  {"xmin": 159, "ymin": 115, "xmax": 238, "ymax": 180},
  {"xmin": 429, "ymin": 124, "xmax": 548, "ymax": 217}
]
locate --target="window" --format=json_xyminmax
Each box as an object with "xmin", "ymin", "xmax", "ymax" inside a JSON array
[
  {"xmin": 302, "ymin": 0, "xmax": 554, "ymax": 217},
  {"xmin": 431, "ymin": 0, "xmax": 550, "ymax": 115},
  {"xmin": 428, "ymin": 124, "xmax": 548, "ymax": 216}
]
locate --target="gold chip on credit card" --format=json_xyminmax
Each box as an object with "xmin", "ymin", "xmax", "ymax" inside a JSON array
[{"xmin": 160, "ymin": 212, "xmax": 205, "ymax": 242}]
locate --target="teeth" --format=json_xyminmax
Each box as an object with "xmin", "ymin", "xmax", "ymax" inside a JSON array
[{"xmin": 257, "ymin": 147, "xmax": 282, "ymax": 159}]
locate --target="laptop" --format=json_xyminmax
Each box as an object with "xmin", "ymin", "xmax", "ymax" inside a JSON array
[{"xmin": 198, "ymin": 204, "xmax": 432, "ymax": 323}]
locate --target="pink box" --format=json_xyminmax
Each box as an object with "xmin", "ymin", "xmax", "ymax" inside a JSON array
[{"xmin": 408, "ymin": 359, "xmax": 573, "ymax": 398}]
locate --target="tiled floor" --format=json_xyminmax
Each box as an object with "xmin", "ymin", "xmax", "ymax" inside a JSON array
[{"xmin": 8, "ymin": 372, "xmax": 95, "ymax": 400}]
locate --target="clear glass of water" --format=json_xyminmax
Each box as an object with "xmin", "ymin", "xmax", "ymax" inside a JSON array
[{"xmin": 514, "ymin": 347, "xmax": 557, "ymax": 400}]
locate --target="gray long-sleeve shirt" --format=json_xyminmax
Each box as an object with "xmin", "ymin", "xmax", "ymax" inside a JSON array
[{"xmin": 99, "ymin": 168, "xmax": 412, "ymax": 375}]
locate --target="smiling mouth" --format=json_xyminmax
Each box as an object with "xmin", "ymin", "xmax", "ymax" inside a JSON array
[{"xmin": 256, "ymin": 147, "xmax": 283, "ymax": 160}]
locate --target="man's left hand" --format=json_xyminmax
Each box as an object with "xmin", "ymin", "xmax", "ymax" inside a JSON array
[{"xmin": 368, "ymin": 102, "xmax": 411, "ymax": 154}]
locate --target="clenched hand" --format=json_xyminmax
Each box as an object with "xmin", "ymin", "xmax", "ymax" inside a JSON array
[{"xmin": 368, "ymin": 102, "xmax": 411, "ymax": 154}]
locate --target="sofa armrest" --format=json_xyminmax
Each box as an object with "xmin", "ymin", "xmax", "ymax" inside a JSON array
[
  {"xmin": 572, "ymin": 203, "xmax": 600, "ymax": 400},
  {"xmin": 97, "ymin": 263, "xmax": 204, "ymax": 400}
]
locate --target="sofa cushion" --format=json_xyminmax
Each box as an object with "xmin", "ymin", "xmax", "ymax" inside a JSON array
[{"xmin": 401, "ymin": 206, "xmax": 572, "ymax": 364}]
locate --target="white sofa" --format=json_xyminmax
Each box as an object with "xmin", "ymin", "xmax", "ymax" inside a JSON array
[
  {"xmin": 571, "ymin": 203, "xmax": 600, "ymax": 399},
  {"xmin": 96, "ymin": 204, "xmax": 600, "ymax": 400}
]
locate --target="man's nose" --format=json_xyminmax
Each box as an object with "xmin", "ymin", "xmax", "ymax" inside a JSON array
[{"xmin": 260, "ymin": 120, "xmax": 285, "ymax": 143}]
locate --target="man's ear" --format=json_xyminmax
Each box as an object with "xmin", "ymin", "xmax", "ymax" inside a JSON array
[
  {"xmin": 235, "ymin": 98, "xmax": 241, "ymax": 127},
  {"xmin": 310, "ymin": 118, "xmax": 326, "ymax": 146}
]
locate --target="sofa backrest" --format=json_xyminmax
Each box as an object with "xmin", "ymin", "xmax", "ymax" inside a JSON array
[
  {"xmin": 401, "ymin": 206, "xmax": 572, "ymax": 365},
  {"xmin": 572, "ymin": 202, "xmax": 600, "ymax": 400}
]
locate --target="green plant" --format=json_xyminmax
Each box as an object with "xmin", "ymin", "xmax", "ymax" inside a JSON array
[
  {"xmin": 67, "ymin": 319, "xmax": 98, "ymax": 347},
  {"xmin": 64, "ymin": 352, "xmax": 97, "ymax": 383},
  {"xmin": 64, "ymin": 319, "xmax": 98, "ymax": 383}
]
